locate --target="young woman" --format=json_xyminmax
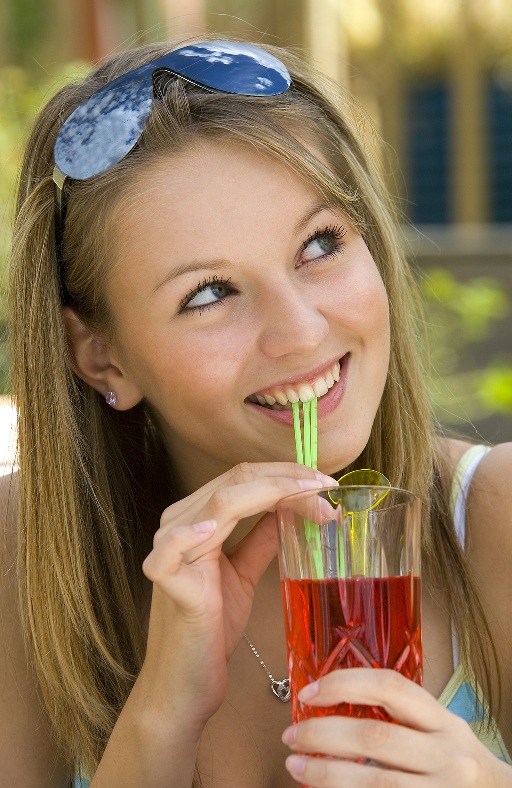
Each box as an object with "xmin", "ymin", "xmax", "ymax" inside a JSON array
[{"xmin": 2, "ymin": 38, "xmax": 511, "ymax": 787}]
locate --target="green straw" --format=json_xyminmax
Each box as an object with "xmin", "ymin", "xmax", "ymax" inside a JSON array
[
  {"xmin": 292, "ymin": 401, "xmax": 304, "ymax": 465},
  {"xmin": 292, "ymin": 398, "xmax": 323, "ymax": 577},
  {"xmin": 303, "ymin": 400, "xmax": 311, "ymax": 467},
  {"xmin": 311, "ymin": 397, "xmax": 317, "ymax": 470}
]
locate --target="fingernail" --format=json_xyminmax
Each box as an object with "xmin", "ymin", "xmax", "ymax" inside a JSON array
[
  {"xmin": 193, "ymin": 520, "xmax": 217, "ymax": 533},
  {"xmin": 281, "ymin": 725, "xmax": 297, "ymax": 745},
  {"xmin": 298, "ymin": 479, "xmax": 324, "ymax": 490},
  {"xmin": 286, "ymin": 754, "xmax": 308, "ymax": 778},
  {"xmin": 316, "ymin": 472, "xmax": 339, "ymax": 485},
  {"xmin": 298, "ymin": 680, "xmax": 319, "ymax": 701}
]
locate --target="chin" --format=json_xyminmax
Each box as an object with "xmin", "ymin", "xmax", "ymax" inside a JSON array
[{"xmin": 318, "ymin": 436, "xmax": 372, "ymax": 477}]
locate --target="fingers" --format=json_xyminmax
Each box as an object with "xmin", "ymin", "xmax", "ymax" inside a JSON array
[
  {"xmin": 142, "ymin": 520, "xmax": 218, "ymax": 610},
  {"xmin": 185, "ymin": 475, "xmax": 328, "ymax": 562},
  {"xmin": 156, "ymin": 473, "xmax": 331, "ymax": 563},
  {"xmin": 285, "ymin": 754, "xmax": 424, "ymax": 787},
  {"xmin": 283, "ymin": 670, "xmax": 502, "ymax": 785},
  {"xmin": 283, "ymin": 714, "xmax": 433, "ymax": 774},
  {"xmin": 159, "ymin": 462, "xmax": 337, "ymax": 528},
  {"xmin": 227, "ymin": 511, "xmax": 279, "ymax": 589},
  {"xmin": 298, "ymin": 669, "xmax": 446, "ymax": 732}
]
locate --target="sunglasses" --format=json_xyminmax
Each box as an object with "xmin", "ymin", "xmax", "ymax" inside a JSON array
[{"xmin": 52, "ymin": 40, "xmax": 291, "ymax": 251}]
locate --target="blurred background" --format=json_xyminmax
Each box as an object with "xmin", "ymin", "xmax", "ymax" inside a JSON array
[{"xmin": 0, "ymin": 0, "xmax": 511, "ymax": 464}]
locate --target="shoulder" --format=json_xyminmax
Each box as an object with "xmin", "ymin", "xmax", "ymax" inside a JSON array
[
  {"xmin": 466, "ymin": 442, "xmax": 512, "ymax": 746},
  {"xmin": 457, "ymin": 440, "xmax": 512, "ymax": 568},
  {"xmin": 465, "ymin": 442, "xmax": 512, "ymax": 569},
  {"xmin": 467, "ymin": 441, "xmax": 512, "ymax": 530},
  {"xmin": 435, "ymin": 436, "xmax": 474, "ymax": 488},
  {"xmin": 435, "ymin": 436, "xmax": 512, "ymax": 590}
]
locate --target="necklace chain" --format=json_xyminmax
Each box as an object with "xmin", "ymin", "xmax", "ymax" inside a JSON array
[{"xmin": 243, "ymin": 632, "xmax": 291, "ymax": 702}]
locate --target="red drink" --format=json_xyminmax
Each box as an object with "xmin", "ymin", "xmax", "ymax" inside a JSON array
[{"xmin": 281, "ymin": 576, "xmax": 422, "ymax": 723}]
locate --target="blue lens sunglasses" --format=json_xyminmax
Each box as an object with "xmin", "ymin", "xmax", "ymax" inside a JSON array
[{"xmin": 52, "ymin": 40, "xmax": 291, "ymax": 271}]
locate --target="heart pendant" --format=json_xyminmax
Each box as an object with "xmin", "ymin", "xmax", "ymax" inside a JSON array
[{"xmin": 271, "ymin": 678, "xmax": 291, "ymax": 702}]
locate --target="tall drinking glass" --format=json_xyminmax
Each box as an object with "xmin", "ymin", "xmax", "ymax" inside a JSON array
[{"xmin": 276, "ymin": 485, "xmax": 422, "ymax": 724}]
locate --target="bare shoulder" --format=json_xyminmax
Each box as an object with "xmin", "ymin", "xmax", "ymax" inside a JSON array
[
  {"xmin": 466, "ymin": 443, "xmax": 512, "ymax": 744},
  {"xmin": 465, "ymin": 442, "xmax": 512, "ymax": 595},
  {"xmin": 465, "ymin": 441, "xmax": 512, "ymax": 570},
  {"xmin": 435, "ymin": 436, "xmax": 473, "ymax": 484},
  {"xmin": 0, "ymin": 471, "xmax": 69, "ymax": 786},
  {"xmin": 468, "ymin": 441, "xmax": 512, "ymax": 527}
]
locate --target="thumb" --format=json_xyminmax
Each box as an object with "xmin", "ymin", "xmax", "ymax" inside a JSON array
[{"xmin": 227, "ymin": 512, "xmax": 279, "ymax": 590}]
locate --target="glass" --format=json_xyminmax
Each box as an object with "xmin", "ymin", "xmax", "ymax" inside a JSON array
[{"xmin": 276, "ymin": 485, "xmax": 422, "ymax": 724}]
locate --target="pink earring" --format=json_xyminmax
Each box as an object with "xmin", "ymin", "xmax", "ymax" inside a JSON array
[{"xmin": 105, "ymin": 391, "xmax": 117, "ymax": 407}]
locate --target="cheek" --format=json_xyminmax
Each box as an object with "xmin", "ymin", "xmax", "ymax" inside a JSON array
[
  {"xmin": 145, "ymin": 326, "xmax": 246, "ymax": 411},
  {"xmin": 331, "ymin": 259, "xmax": 389, "ymax": 341}
]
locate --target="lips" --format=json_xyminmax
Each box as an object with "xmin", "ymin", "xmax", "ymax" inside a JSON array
[
  {"xmin": 247, "ymin": 358, "xmax": 342, "ymax": 410},
  {"xmin": 245, "ymin": 354, "xmax": 349, "ymax": 424}
]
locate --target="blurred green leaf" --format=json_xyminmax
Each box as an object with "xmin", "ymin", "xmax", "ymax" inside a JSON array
[{"xmin": 422, "ymin": 267, "xmax": 512, "ymax": 425}]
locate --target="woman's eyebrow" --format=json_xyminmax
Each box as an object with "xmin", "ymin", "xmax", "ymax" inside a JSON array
[
  {"xmin": 151, "ymin": 202, "xmax": 332, "ymax": 297},
  {"xmin": 294, "ymin": 201, "xmax": 332, "ymax": 235},
  {"xmin": 151, "ymin": 259, "xmax": 231, "ymax": 297}
]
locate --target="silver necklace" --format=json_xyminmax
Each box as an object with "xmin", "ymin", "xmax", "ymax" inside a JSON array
[{"xmin": 243, "ymin": 632, "xmax": 291, "ymax": 702}]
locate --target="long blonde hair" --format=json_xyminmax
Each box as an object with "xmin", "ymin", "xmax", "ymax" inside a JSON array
[{"xmin": 9, "ymin": 37, "xmax": 498, "ymax": 778}]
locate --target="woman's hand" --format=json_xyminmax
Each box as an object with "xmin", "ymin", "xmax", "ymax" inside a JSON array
[
  {"xmin": 140, "ymin": 462, "xmax": 335, "ymax": 728},
  {"xmin": 282, "ymin": 669, "xmax": 512, "ymax": 786}
]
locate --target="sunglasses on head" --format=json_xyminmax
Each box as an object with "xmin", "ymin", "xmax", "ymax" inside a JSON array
[{"xmin": 52, "ymin": 40, "xmax": 291, "ymax": 258}]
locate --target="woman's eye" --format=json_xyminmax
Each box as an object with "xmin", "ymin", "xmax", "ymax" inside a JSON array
[
  {"xmin": 301, "ymin": 226, "xmax": 346, "ymax": 264},
  {"xmin": 302, "ymin": 235, "xmax": 336, "ymax": 261},
  {"xmin": 182, "ymin": 278, "xmax": 233, "ymax": 311}
]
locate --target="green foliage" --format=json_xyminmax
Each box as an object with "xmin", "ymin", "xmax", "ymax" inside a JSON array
[
  {"xmin": 5, "ymin": 0, "xmax": 51, "ymax": 63},
  {"xmin": 421, "ymin": 267, "xmax": 512, "ymax": 426}
]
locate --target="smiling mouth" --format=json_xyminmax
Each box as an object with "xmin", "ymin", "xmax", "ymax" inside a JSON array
[{"xmin": 246, "ymin": 359, "xmax": 343, "ymax": 411}]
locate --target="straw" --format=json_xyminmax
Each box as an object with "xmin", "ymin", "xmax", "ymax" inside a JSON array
[
  {"xmin": 292, "ymin": 401, "xmax": 304, "ymax": 465},
  {"xmin": 292, "ymin": 398, "xmax": 323, "ymax": 577},
  {"xmin": 291, "ymin": 398, "xmax": 317, "ymax": 469}
]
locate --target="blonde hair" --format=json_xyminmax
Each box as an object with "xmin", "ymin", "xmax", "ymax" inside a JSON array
[{"xmin": 9, "ymin": 37, "xmax": 499, "ymax": 778}]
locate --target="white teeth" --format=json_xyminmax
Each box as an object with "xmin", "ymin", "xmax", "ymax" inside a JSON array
[
  {"xmin": 312, "ymin": 378, "xmax": 329, "ymax": 397},
  {"xmin": 298, "ymin": 384, "xmax": 316, "ymax": 402},
  {"xmin": 250, "ymin": 359, "xmax": 343, "ymax": 408},
  {"xmin": 286, "ymin": 388, "xmax": 300, "ymax": 404},
  {"xmin": 274, "ymin": 390, "xmax": 289, "ymax": 405}
]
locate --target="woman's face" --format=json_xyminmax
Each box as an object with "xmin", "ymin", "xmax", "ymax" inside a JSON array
[{"xmin": 106, "ymin": 140, "xmax": 390, "ymax": 491}]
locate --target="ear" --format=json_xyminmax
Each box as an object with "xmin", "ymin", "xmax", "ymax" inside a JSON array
[{"xmin": 62, "ymin": 306, "xmax": 143, "ymax": 411}]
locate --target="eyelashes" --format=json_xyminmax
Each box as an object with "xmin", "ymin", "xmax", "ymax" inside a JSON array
[
  {"xmin": 179, "ymin": 223, "xmax": 347, "ymax": 314},
  {"xmin": 179, "ymin": 274, "xmax": 234, "ymax": 313},
  {"xmin": 300, "ymin": 224, "xmax": 347, "ymax": 264}
]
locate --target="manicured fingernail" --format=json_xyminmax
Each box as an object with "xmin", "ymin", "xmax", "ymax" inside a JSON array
[
  {"xmin": 298, "ymin": 479, "xmax": 324, "ymax": 490},
  {"xmin": 298, "ymin": 680, "xmax": 319, "ymax": 701},
  {"xmin": 193, "ymin": 520, "xmax": 217, "ymax": 533},
  {"xmin": 281, "ymin": 725, "xmax": 297, "ymax": 745},
  {"xmin": 286, "ymin": 754, "xmax": 308, "ymax": 778}
]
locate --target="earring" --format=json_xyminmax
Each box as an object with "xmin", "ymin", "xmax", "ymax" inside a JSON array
[{"xmin": 105, "ymin": 391, "xmax": 117, "ymax": 407}]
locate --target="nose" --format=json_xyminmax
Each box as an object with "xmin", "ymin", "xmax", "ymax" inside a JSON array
[{"xmin": 256, "ymin": 284, "xmax": 329, "ymax": 359}]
